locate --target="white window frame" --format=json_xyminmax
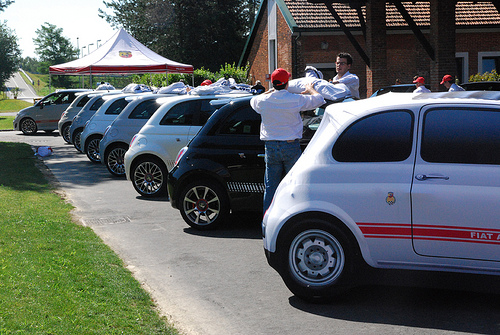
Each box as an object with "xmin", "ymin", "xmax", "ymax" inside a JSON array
[
  {"xmin": 456, "ymin": 52, "xmax": 468, "ymax": 83},
  {"xmin": 478, "ymin": 51, "xmax": 500, "ymax": 74}
]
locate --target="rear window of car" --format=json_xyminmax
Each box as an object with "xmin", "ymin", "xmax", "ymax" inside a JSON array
[
  {"xmin": 421, "ymin": 108, "xmax": 500, "ymax": 165},
  {"xmin": 128, "ymin": 100, "xmax": 162, "ymax": 119},
  {"xmin": 332, "ymin": 110, "xmax": 414, "ymax": 162},
  {"xmin": 105, "ymin": 98, "xmax": 129, "ymax": 115}
]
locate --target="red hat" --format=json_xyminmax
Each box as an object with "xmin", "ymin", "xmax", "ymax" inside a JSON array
[
  {"xmin": 271, "ymin": 68, "xmax": 291, "ymax": 85},
  {"xmin": 200, "ymin": 79, "xmax": 212, "ymax": 86},
  {"xmin": 413, "ymin": 77, "xmax": 425, "ymax": 84},
  {"xmin": 440, "ymin": 74, "xmax": 453, "ymax": 85}
]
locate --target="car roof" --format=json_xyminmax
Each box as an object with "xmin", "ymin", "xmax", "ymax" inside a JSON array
[{"xmin": 326, "ymin": 91, "xmax": 500, "ymax": 127}]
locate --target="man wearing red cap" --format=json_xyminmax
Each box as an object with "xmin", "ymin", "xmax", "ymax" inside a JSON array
[
  {"xmin": 441, "ymin": 74, "xmax": 464, "ymax": 91},
  {"xmin": 413, "ymin": 76, "xmax": 431, "ymax": 93},
  {"xmin": 250, "ymin": 68, "xmax": 326, "ymax": 213}
]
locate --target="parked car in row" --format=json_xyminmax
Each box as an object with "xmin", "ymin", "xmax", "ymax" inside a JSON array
[
  {"xmin": 69, "ymin": 91, "xmax": 124, "ymax": 152},
  {"xmin": 14, "ymin": 89, "xmax": 90, "ymax": 135},
  {"xmin": 99, "ymin": 94, "xmax": 179, "ymax": 176},
  {"xmin": 124, "ymin": 92, "xmax": 251, "ymax": 198},
  {"xmin": 262, "ymin": 91, "xmax": 500, "ymax": 302},
  {"xmin": 166, "ymin": 95, "xmax": 348, "ymax": 230},
  {"xmin": 80, "ymin": 93, "xmax": 140, "ymax": 162},
  {"xmin": 58, "ymin": 90, "xmax": 120, "ymax": 143}
]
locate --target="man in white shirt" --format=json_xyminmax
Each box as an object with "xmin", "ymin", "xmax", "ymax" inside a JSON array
[
  {"xmin": 413, "ymin": 76, "xmax": 431, "ymax": 93},
  {"xmin": 250, "ymin": 68, "xmax": 326, "ymax": 213},
  {"xmin": 331, "ymin": 52, "xmax": 360, "ymax": 99},
  {"xmin": 441, "ymin": 74, "xmax": 465, "ymax": 91}
]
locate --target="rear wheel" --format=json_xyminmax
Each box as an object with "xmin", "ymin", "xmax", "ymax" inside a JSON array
[
  {"xmin": 178, "ymin": 180, "xmax": 229, "ymax": 230},
  {"xmin": 131, "ymin": 157, "xmax": 167, "ymax": 197},
  {"xmin": 61, "ymin": 123, "xmax": 72, "ymax": 143},
  {"xmin": 85, "ymin": 135, "xmax": 102, "ymax": 163},
  {"xmin": 20, "ymin": 118, "xmax": 37, "ymax": 135},
  {"xmin": 73, "ymin": 129, "xmax": 83, "ymax": 152},
  {"xmin": 105, "ymin": 144, "xmax": 128, "ymax": 177},
  {"xmin": 276, "ymin": 216, "xmax": 358, "ymax": 302}
]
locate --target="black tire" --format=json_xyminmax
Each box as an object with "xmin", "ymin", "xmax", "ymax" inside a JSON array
[
  {"xmin": 61, "ymin": 123, "xmax": 72, "ymax": 143},
  {"xmin": 131, "ymin": 157, "xmax": 167, "ymax": 197},
  {"xmin": 73, "ymin": 129, "xmax": 83, "ymax": 152},
  {"xmin": 85, "ymin": 135, "xmax": 102, "ymax": 163},
  {"xmin": 276, "ymin": 215, "xmax": 357, "ymax": 302},
  {"xmin": 178, "ymin": 180, "xmax": 229, "ymax": 230},
  {"xmin": 20, "ymin": 118, "xmax": 37, "ymax": 135},
  {"xmin": 105, "ymin": 143, "xmax": 128, "ymax": 177}
]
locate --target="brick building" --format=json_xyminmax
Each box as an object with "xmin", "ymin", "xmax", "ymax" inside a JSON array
[{"xmin": 239, "ymin": 1, "xmax": 500, "ymax": 98}]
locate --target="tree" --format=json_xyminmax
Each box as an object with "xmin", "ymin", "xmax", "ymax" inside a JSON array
[
  {"xmin": 33, "ymin": 22, "xmax": 79, "ymax": 74},
  {"xmin": 100, "ymin": 0, "xmax": 257, "ymax": 72},
  {"xmin": 0, "ymin": 0, "xmax": 14, "ymax": 12},
  {"xmin": 0, "ymin": 21, "xmax": 21, "ymax": 89}
]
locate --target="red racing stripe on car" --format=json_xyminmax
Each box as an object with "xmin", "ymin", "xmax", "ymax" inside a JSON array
[
  {"xmin": 357, "ymin": 222, "xmax": 412, "ymax": 239},
  {"xmin": 357, "ymin": 222, "xmax": 500, "ymax": 245}
]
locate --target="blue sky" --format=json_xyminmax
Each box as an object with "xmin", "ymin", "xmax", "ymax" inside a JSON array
[{"xmin": 2, "ymin": 0, "xmax": 117, "ymax": 58}]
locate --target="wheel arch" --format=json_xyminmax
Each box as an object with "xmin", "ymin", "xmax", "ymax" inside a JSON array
[
  {"xmin": 272, "ymin": 210, "xmax": 373, "ymax": 269},
  {"xmin": 172, "ymin": 170, "xmax": 229, "ymax": 210},
  {"xmin": 103, "ymin": 141, "xmax": 128, "ymax": 160}
]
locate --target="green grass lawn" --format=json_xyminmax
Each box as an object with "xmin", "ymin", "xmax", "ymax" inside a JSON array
[
  {"xmin": 0, "ymin": 115, "xmax": 14, "ymax": 130},
  {"xmin": 0, "ymin": 142, "xmax": 179, "ymax": 334},
  {"xmin": 0, "ymin": 99, "xmax": 32, "ymax": 113}
]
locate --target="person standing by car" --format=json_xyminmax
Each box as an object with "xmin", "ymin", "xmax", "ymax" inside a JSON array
[
  {"xmin": 441, "ymin": 74, "xmax": 465, "ymax": 91},
  {"xmin": 250, "ymin": 68, "xmax": 326, "ymax": 213},
  {"xmin": 331, "ymin": 52, "xmax": 360, "ymax": 98},
  {"xmin": 413, "ymin": 76, "xmax": 431, "ymax": 93}
]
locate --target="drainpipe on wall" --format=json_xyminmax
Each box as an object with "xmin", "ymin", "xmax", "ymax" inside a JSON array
[{"xmin": 293, "ymin": 32, "xmax": 302, "ymax": 78}]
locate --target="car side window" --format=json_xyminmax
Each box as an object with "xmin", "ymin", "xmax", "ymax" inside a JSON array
[
  {"xmin": 421, "ymin": 108, "xmax": 500, "ymax": 165},
  {"xmin": 160, "ymin": 100, "xmax": 198, "ymax": 126},
  {"xmin": 218, "ymin": 106, "xmax": 261, "ymax": 136},
  {"xmin": 90, "ymin": 98, "xmax": 105, "ymax": 111},
  {"xmin": 77, "ymin": 96, "xmax": 91, "ymax": 107},
  {"xmin": 105, "ymin": 98, "xmax": 129, "ymax": 115},
  {"xmin": 332, "ymin": 110, "xmax": 414, "ymax": 162},
  {"xmin": 128, "ymin": 100, "xmax": 161, "ymax": 119},
  {"xmin": 54, "ymin": 93, "xmax": 73, "ymax": 104}
]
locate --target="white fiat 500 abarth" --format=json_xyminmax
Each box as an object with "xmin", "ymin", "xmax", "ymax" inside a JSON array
[{"xmin": 263, "ymin": 91, "xmax": 500, "ymax": 302}]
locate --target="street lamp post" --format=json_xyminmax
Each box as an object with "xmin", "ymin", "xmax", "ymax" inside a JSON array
[
  {"xmin": 97, "ymin": 39, "xmax": 101, "ymax": 48},
  {"xmin": 82, "ymin": 46, "xmax": 86, "ymax": 58},
  {"xmin": 87, "ymin": 43, "xmax": 94, "ymax": 55}
]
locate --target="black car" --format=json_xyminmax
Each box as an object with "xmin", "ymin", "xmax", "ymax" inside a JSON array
[
  {"xmin": 460, "ymin": 81, "xmax": 500, "ymax": 91},
  {"xmin": 167, "ymin": 95, "xmax": 342, "ymax": 230}
]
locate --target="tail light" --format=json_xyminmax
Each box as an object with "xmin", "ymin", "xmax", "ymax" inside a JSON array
[
  {"xmin": 174, "ymin": 147, "xmax": 188, "ymax": 166},
  {"xmin": 129, "ymin": 134, "xmax": 138, "ymax": 148}
]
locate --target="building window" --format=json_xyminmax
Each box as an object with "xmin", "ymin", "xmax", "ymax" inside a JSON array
[
  {"xmin": 455, "ymin": 52, "xmax": 468, "ymax": 83},
  {"xmin": 478, "ymin": 52, "xmax": 500, "ymax": 74}
]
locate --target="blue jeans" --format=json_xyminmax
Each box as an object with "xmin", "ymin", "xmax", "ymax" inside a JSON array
[{"xmin": 263, "ymin": 140, "xmax": 301, "ymax": 213}]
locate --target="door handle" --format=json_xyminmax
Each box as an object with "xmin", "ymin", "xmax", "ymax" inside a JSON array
[
  {"xmin": 257, "ymin": 154, "xmax": 265, "ymax": 158},
  {"xmin": 415, "ymin": 174, "xmax": 449, "ymax": 181}
]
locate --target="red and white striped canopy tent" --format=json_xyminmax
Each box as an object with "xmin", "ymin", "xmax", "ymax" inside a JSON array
[{"xmin": 49, "ymin": 28, "xmax": 193, "ymax": 85}]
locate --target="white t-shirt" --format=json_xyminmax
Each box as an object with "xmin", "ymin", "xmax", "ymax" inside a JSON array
[
  {"xmin": 413, "ymin": 85, "xmax": 431, "ymax": 93},
  {"xmin": 449, "ymin": 83, "xmax": 465, "ymax": 91},
  {"xmin": 287, "ymin": 77, "xmax": 350, "ymax": 101},
  {"xmin": 333, "ymin": 71, "xmax": 360, "ymax": 98},
  {"xmin": 250, "ymin": 89, "xmax": 325, "ymax": 141}
]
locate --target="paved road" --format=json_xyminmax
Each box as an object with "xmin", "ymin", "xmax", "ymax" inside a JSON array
[
  {"xmin": 5, "ymin": 71, "xmax": 40, "ymax": 102},
  {"xmin": 1, "ymin": 130, "xmax": 500, "ymax": 335}
]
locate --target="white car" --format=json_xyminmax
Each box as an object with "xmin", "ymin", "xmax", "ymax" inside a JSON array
[
  {"xmin": 124, "ymin": 92, "xmax": 251, "ymax": 197},
  {"xmin": 263, "ymin": 91, "xmax": 500, "ymax": 302},
  {"xmin": 14, "ymin": 89, "xmax": 90, "ymax": 135},
  {"xmin": 69, "ymin": 91, "xmax": 123, "ymax": 151},
  {"xmin": 58, "ymin": 90, "xmax": 120, "ymax": 143},
  {"xmin": 99, "ymin": 93, "xmax": 179, "ymax": 176},
  {"xmin": 80, "ymin": 93, "xmax": 148, "ymax": 162}
]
